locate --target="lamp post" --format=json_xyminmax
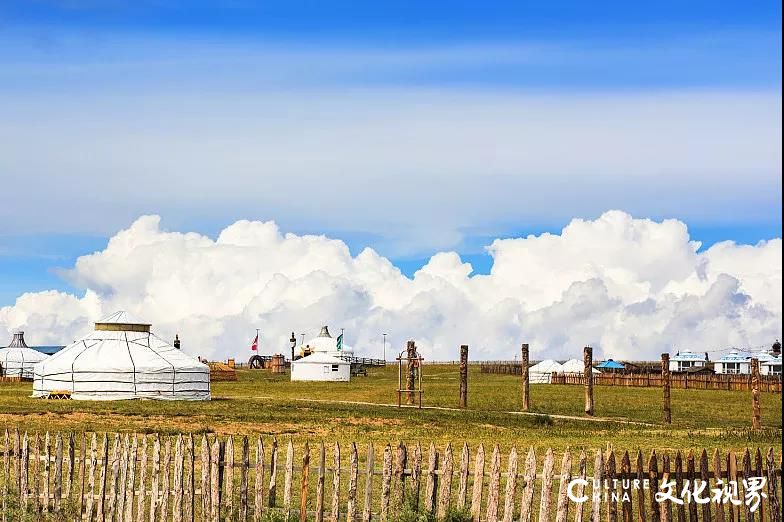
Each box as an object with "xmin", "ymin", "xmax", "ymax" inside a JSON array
[{"xmin": 382, "ymin": 333, "xmax": 388, "ymax": 362}]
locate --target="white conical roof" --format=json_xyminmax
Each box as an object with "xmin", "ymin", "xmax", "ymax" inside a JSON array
[
  {"xmin": 32, "ymin": 312, "xmax": 209, "ymax": 401},
  {"xmin": 560, "ymin": 358, "xmax": 600, "ymax": 374},
  {"xmin": 97, "ymin": 310, "xmax": 150, "ymax": 326},
  {"xmin": 1, "ymin": 331, "xmax": 49, "ymax": 379}
]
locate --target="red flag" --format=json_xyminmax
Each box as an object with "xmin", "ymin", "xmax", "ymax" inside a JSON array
[{"xmin": 250, "ymin": 334, "xmax": 258, "ymax": 351}]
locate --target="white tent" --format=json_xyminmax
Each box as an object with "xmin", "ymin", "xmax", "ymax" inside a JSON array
[
  {"xmin": 0, "ymin": 331, "xmax": 49, "ymax": 379},
  {"xmin": 291, "ymin": 352, "xmax": 351, "ymax": 382},
  {"xmin": 528, "ymin": 359, "xmax": 564, "ymax": 384},
  {"xmin": 296, "ymin": 326, "xmax": 354, "ymax": 358},
  {"xmin": 560, "ymin": 359, "xmax": 600, "ymax": 374},
  {"xmin": 32, "ymin": 311, "xmax": 210, "ymax": 401}
]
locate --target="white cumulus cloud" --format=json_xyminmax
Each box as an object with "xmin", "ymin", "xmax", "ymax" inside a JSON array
[{"xmin": 1, "ymin": 211, "xmax": 780, "ymax": 362}]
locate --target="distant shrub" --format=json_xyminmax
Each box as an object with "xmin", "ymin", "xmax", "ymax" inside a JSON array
[{"xmin": 532, "ymin": 414, "xmax": 554, "ymax": 426}]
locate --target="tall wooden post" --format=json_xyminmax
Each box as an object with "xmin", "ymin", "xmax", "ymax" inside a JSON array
[
  {"xmin": 406, "ymin": 341, "xmax": 416, "ymax": 406},
  {"xmin": 584, "ymin": 346, "xmax": 594, "ymax": 416},
  {"xmin": 661, "ymin": 353, "xmax": 671, "ymax": 423},
  {"xmin": 459, "ymin": 345, "xmax": 468, "ymax": 408},
  {"xmin": 751, "ymin": 358, "xmax": 761, "ymax": 430},
  {"xmin": 521, "ymin": 344, "xmax": 530, "ymax": 412}
]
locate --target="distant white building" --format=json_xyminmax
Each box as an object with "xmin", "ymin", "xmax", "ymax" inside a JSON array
[
  {"xmin": 714, "ymin": 350, "xmax": 750, "ymax": 375},
  {"xmin": 291, "ymin": 352, "xmax": 351, "ymax": 382},
  {"xmin": 528, "ymin": 359, "xmax": 563, "ymax": 384},
  {"xmin": 669, "ymin": 350, "xmax": 708, "ymax": 372},
  {"xmin": 296, "ymin": 326, "xmax": 354, "ymax": 359},
  {"xmin": 761, "ymin": 357, "xmax": 782, "ymax": 376}
]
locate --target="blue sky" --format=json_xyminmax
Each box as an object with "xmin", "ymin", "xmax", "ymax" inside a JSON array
[{"xmin": 0, "ymin": 0, "xmax": 781, "ymax": 306}]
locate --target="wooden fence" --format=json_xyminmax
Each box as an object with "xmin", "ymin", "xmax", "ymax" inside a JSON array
[
  {"xmin": 549, "ymin": 372, "xmax": 783, "ymax": 393},
  {"xmin": 1, "ymin": 428, "xmax": 782, "ymax": 521}
]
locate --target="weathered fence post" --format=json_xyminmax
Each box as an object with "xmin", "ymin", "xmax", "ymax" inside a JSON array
[
  {"xmin": 584, "ymin": 346, "xmax": 594, "ymax": 416},
  {"xmin": 521, "ymin": 343, "xmax": 530, "ymax": 411},
  {"xmin": 459, "ymin": 345, "xmax": 469, "ymax": 408},
  {"xmin": 751, "ymin": 358, "xmax": 761, "ymax": 429},
  {"xmin": 662, "ymin": 353, "xmax": 671, "ymax": 424},
  {"xmin": 406, "ymin": 341, "xmax": 416, "ymax": 405}
]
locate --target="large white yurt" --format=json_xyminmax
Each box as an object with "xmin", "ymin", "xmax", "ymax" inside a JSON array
[
  {"xmin": 32, "ymin": 311, "xmax": 210, "ymax": 401},
  {"xmin": 291, "ymin": 352, "xmax": 350, "ymax": 382},
  {"xmin": 0, "ymin": 331, "xmax": 49, "ymax": 379},
  {"xmin": 296, "ymin": 326, "xmax": 353, "ymax": 358},
  {"xmin": 528, "ymin": 359, "xmax": 564, "ymax": 384}
]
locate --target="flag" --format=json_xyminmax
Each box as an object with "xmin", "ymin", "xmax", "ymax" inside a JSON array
[
  {"xmin": 250, "ymin": 334, "xmax": 258, "ymax": 351},
  {"xmin": 336, "ymin": 333, "xmax": 343, "ymax": 352}
]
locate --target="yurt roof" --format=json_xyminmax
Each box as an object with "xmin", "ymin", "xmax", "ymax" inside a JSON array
[
  {"xmin": 95, "ymin": 311, "xmax": 151, "ymax": 332},
  {"xmin": 293, "ymin": 352, "xmax": 349, "ymax": 365},
  {"xmin": 529, "ymin": 359, "xmax": 563, "ymax": 373},
  {"xmin": 560, "ymin": 358, "xmax": 599, "ymax": 374},
  {"xmin": 716, "ymin": 350, "xmax": 748, "ymax": 363},
  {"xmin": 8, "ymin": 331, "xmax": 30, "ymax": 348},
  {"xmin": 1, "ymin": 331, "xmax": 49, "ymax": 364}
]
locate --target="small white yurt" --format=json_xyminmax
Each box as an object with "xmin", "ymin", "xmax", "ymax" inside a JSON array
[
  {"xmin": 0, "ymin": 331, "xmax": 49, "ymax": 379},
  {"xmin": 560, "ymin": 358, "xmax": 600, "ymax": 375},
  {"xmin": 32, "ymin": 311, "xmax": 210, "ymax": 401},
  {"xmin": 291, "ymin": 352, "xmax": 350, "ymax": 382},
  {"xmin": 528, "ymin": 359, "xmax": 563, "ymax": 384}
]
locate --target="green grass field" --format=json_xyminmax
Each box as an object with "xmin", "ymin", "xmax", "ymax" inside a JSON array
[{"xmin": 1, "ymin": 365, "xmax": 781, "ymax": 453}]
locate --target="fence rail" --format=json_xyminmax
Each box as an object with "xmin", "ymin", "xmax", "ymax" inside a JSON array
[
  {"xmin": 1, "ymin": 428, "xmax": 781, "ymax": 521},
  {"xmin": 549, "ymin": 372, "xmax": 783, "ymax": 393}
]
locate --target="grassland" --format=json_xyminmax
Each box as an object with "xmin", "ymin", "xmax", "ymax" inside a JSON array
[{"xmin": 1, "ymin": 365, "xmax": 781, "ymax": 453}]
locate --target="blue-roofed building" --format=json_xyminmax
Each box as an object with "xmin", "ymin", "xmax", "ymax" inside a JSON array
[
  {"xmin": 595, "ymin": 359, "xmax": 625, "ymax": 372},
  {"xmin": 669, "ymin": 350, "xmax": 708, "ymax": 373},
  {"xmin": 714, "ymin": 350, "xmax": 750, "ymax": 375}
]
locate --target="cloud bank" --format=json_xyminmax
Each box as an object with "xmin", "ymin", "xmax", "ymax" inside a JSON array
[{"xmin": 1, "ymin": 211, "xmax": 780, "ymax": 361}]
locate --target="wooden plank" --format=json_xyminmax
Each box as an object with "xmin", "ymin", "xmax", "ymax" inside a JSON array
[
  {"xmin": 209, "ymin": 437, "xmax": 221, "ymax": 522},
  {"xmin": 149, "ymin": 435, "xmax": 161, "ymax": 522},
  {"xmin": 660, "ymin": 453, "xmax": 672, "ymax": 522},
  {"xmin": 486, "ymin": 444, "xmax": 501, "ymax": 522},
  {"xmin": 425, "ymin": 442, "xmax": 438, "ymax": 516},
  {"xmin": 605, "ymin": 450, "xmax": 616, "ymax": 522},
  {"xmin": 137, "ymin": 435, "xmax": 150, "ymax": 522},
  {"xmin": 726, "ymin": 451, "xmax": 738, "ymax": 522},
  {"xmin": 268, "ymin": 438, "xmax": 278, "ymax": 509},
  {"xmin": 619, "ymin": 451, "xmax": 632, "ymax": 522},
  {"xmin": 240, "ymin": 436, "xmax": 249, "ymax": 522},
  {"xmin": 13, "ymin": 429, "xmax": 20, "ymax": 497},
  {"xmin": 19, "ymin": 432, "xmax": 27, "ymax": 509},
  {"xmin": 284, "ymin": 439, "xmax": 294, "ymax": 518},
  {"xmin": 330, "ymin": 442, "xmax": 341, "ymax": 522},
  {"xmin": 647, "ymin": 451, "xmax": 660, "ymax": 520},
  {"xmin": 53, "ymin": 432, "xmax": 63, "ymax": 513},
  {"xmin": 686, "ymin": 451, "xmax": 697, "ymax": 522},
  {"xmin": 699, "ymin": 450, "xmax": 712, "ymax": 522},
  {"xmin": 556, "ymin": 448, "xmax": 572, "ymax": 522},
  {"xmin": 225, "ymin": 436, "xmax": 234, "ymax": 520},
  {"xmin": 78, "ymin": 432, "xmax": 87, "ymax": 518},
  {"xmin": 346, "ymin": 442, "xmax": 358, "ymax": 522},
  {"xmin": 107, "ymin": 433, "xmax": 121, "ymax": 521},
  {"xmin": 754, "ymin": 448, "xmax": 765, "ymax": 522},
  {"xmin": 710, "ymin": 450, "xmax": 724, "ymax": 522},
  {"xmin": 125, "ymin": 435, "xmax": 138, "ymax": 522},
  {"xmin": 173, "ymin": 435, "xmax": 185, "ymax": 522},
  {"xmin": 411, "ymin": 443, "xmax": 422, "ymax": 512},
  {"xmin": 97, "ymin": 433, "xmax": 109, "ymax": 522},
  {"xmin": 117, "ymin": 434, "xmax": 130, "ymax": 520},
  {"xmin": 160, "ymin": 437, "xmax": 172, "ymax": 521},
  {"xmin": 502, "ymin": 446, "xmax": 519, "ymax": 522},
  {"xmin": 2, "ymin": 429, "xmax": 8, "ymax": 520},
  {"xmin": 538, "ymin": 448, "xmax": 555, "ymax": 522},
  {"xmin": 32, "ymin": 433, "xmax": 40, "ymax": 516},
  {"xmin": 394, "ymin": 442, "xmax": 407, "ymax": 512},
  {"xmin": 573, "ymin": 450, "xmax": 587, "ymax": 522},
  {"xmin": 766, "ymin": 448, "xmax": 781, "ymax": 522},
  {"xmin": 741, "ymin": 449, "xmax": 753, "ymax": 522},
  {"xmin": 590, "ymin": 449, "xmax": 603, "ymax": 522},
  {"xmin": 361, "ymin": 442, "xmax": 374, "ymax": 522},
  {"xmin": 470, "ymin": 444, "xmax": 485, "ymax": 522},
  {"xmin": 86, "ymin": 433, "xmax": 98, "ymax": 522},
  {"xmin": 381, "ymin": 444, "xmax": 393, "ymax": 521},
  {"xmin": 317, "ymin": 442, "xmax": 326, "ymax": 522},
  {"xmin": 437, "ymin": 443, "xmax": 454, "ymax": 519},
  {"xmin": 254, "ymin": 436, "xmax": 265, "ymax": 521},
  {"xmin": 300, "ymin": 442, "xmax": 310, "ymax": 522},
  {"xmin": 635, "ymin": 451, "xmax": 646, "ymax": 522},
  {"xmin": 200, "ymin": 436, "xmax": 212, "ymax": 521},
  {"xmin": 520, "ymin": 447, "xmax": 540, "ymax": 521},
  {"xmin": 186, "ymin": 434, "xmax": 195, "ymax": 522},
  {"xmin": 457, "ymin": 443, "xmax": 470, "ymax": 509},
  {"xmin": 43, "ymin": 432, "xmax": 52, "ymax": 514},
  {"xmin": 674, "ymin": 452, "xmax": 685, "ymax": 522}
]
